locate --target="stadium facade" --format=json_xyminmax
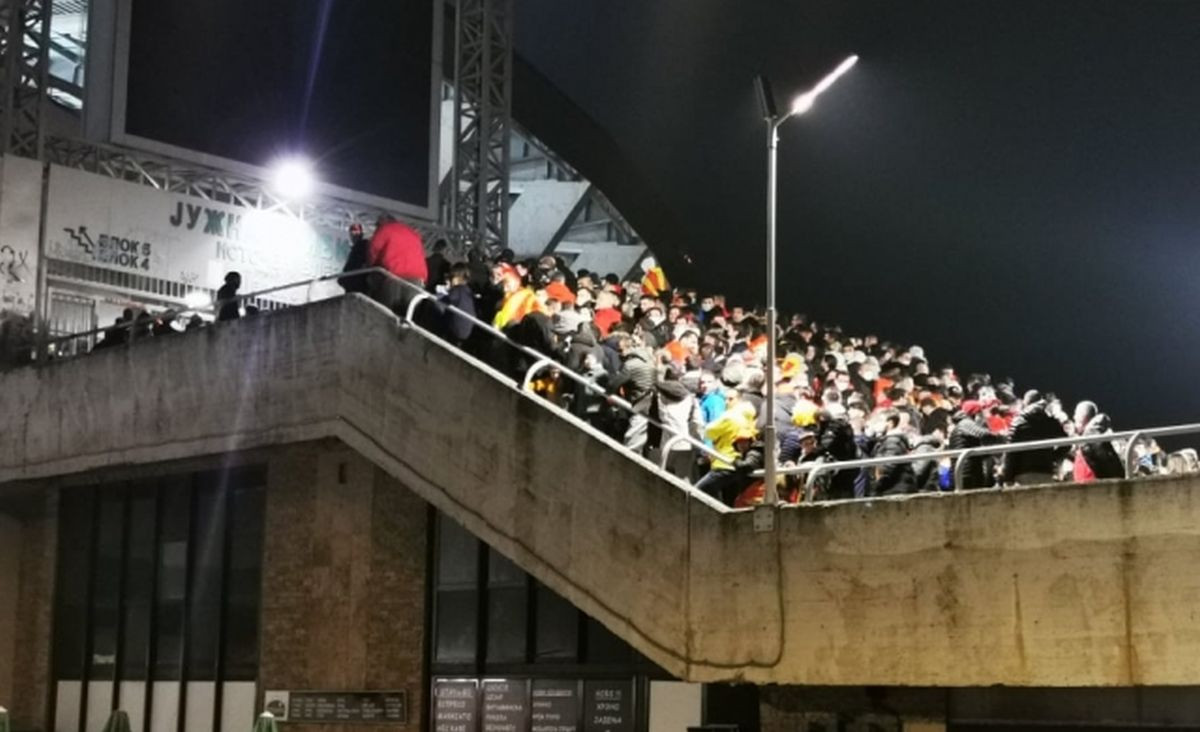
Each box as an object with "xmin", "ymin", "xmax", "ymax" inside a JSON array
[{"xmin": 5, "ymin": 2, "xmax": 1200, "ymax": 732}]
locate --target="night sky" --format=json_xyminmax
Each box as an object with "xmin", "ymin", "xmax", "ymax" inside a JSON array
[{"xmin": 513, "ymin": 0, "xmax": 1200, "ymax": 429}]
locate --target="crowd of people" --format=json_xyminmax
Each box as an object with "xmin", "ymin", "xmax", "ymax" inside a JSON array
[{"xmin": 352, "ymin": 215, "xmax": 1190, "ymax": 506}]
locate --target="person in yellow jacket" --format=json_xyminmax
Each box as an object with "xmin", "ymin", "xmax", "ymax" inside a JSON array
[
  {"xmin": 695, "ymin": 400, "xmax": 761, "ymax": 505},
  {"xmin": 704, "ymin": 400, "xmax": 758, "ymax": 471},
  {"xmin": 492, "ymin": 270, "xmax": 544, "ymax": 329},
  {"xmin": 640, "ymin": 257, "xmax": 669, "ymax": 297}
]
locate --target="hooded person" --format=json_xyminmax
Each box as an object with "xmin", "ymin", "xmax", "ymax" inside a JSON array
[
  {"xmin": 656, "ymin": 367, "xmax": 705, "ymax": 479},
  {"xmin": 948, "ymin": 401, "xmax": 1005, "ymax": 489},
  {"xmin": 695, "ymin": 407, "xmax": 761, "ymax": 505},
  {"xmin": 338, "ymin": 222, "xmax": 371, "ymax": 294},
  {"xmin": 814, "ymin": 406, "xmax": 860, "ymax": 500},
  {"xmin": 1076, "ymin": 410, "xmax": 1124, "ymax": 481},
  {"xmin": 607, "ymin": 333, "xmax": 657, "ymax": 455},
  {"xmin": 1002, "ymin": 393, "xmax": 1069, "ymax": 485}
]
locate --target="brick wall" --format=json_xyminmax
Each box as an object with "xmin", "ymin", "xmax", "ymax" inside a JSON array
[
  {"xmin": 11, "ymin": 491, "xmax": 57, "ymax": 732},
  {"xmin": 260, "ymin": 443, "xmax": 428, "ymax": 732}
]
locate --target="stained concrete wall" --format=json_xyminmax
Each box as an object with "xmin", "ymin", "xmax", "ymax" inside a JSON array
[{"xmin": 3, "ymin": 295, "xmax": 1200, "ymax": 688}]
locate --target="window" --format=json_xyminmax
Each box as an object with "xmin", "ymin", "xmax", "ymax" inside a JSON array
[
  {"xmin": 534, "ymin": 583, "xmax": 578, "ymax": 663},
  {"xmin": 88, "ymin": 490, "xmax": 125, "ymax": 679},
  {"xmin": 486, "ymin": 550, "xmax": 527, "ymax": 664},
  {"xmin": 52, "ymin": 488, "xmax": 94, "ymax": 680},
  {"xmin": 119, "ymin": 484, "xmax": 158, "ymax": 680},
  {"xmin": 434, "ymin": 514, "xmax": 479, "ymax": 664},
  {"xmin": 53, "ymin": 467, "xmax": 267, "ymax": 687}
]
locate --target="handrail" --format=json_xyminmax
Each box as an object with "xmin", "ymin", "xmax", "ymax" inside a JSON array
[
  {"xmin": 33, "ymin": 265, "xmax": 1200, "ymax": 500},
  {"xmin": 36, "ymin": 265, "xmax": 728, "ymax": 476},
  {"xmin": 780, "ymin": 423, "xmax": 1200, "ymax": 502}
]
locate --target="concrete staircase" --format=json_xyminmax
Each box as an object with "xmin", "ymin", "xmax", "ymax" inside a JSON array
[{"xmin": 4, "ymin": 296, "xmax": 1200, "ymax": 687}]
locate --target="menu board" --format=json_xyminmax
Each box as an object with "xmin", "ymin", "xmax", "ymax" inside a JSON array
[
  {"xmin": 286, "ymin": 692, "xmax": 407, "ymax": 723},
  {"xmin": 433, "ymin": 680, "xmax": 479, "ymax": 732},
  {"xmin": 482, "ymin": 680, "xmax": 529, "ymax": 732},
  {"xmin": 531, "ymin": 680, "xmax": 579, "ymax": 732},
  {"xmin": 582, "ymin": 681, "xmax": 633, "ymax": 732}
]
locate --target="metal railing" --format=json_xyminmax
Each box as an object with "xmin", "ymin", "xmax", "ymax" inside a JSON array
[
  {"xmin": 24, "ymin": 266, "xmax": 1200, "ymax": 508},
  {"xmin": 28, "ymin": 266, "xmax": 727, "ymax": 488},
  {"xmin": 765, "ymin": 423, "xmax": 1200, "ymax": 502}
]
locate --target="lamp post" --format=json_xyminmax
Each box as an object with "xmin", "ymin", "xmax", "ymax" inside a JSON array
[{"xmin": 761, "ymin": 55, "xmax": 858, "ymax": 506}]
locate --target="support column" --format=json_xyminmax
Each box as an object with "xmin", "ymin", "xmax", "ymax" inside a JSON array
[
  {"xmin": 1, "ymin": 0, "xmax": 51, "ymax": 158},
  {"xmin": 448, "ymin": 0, "xmax": 512, "ymax": 254}
]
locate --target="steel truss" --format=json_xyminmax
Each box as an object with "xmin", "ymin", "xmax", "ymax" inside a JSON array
[
  {"xmin": 43, "ymin": 135, "xmax": 466, "ymax": 247},
  {"xmin": 0, "ymin": 0, "xmax": 50, "ymax": 157},
  {"xmin": 449, "ymin": 0, "xmax": 512, "ymax": 253}
]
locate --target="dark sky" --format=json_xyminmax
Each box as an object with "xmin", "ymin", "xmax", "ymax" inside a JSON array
[{"xmin": 513, "ymin": 0, "xmax": 1200, "ymax": 428}]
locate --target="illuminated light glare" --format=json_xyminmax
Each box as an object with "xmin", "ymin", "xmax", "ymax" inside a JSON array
[
  {"xmin": 790, "ymin": 94, "xmax": 815, "ymax": 115},
  {"xmin": 271, "ymin": 157, "xmax": 316, "ymax": 199},
  {"xmin": 789, "ymin": 54, "xmax": 858, "ymax": 116},
  {"xmin": 183, "ymin": 290, "xmax": 212, "ymax": 309}
]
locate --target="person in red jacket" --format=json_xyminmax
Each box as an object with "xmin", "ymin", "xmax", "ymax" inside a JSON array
[{"xmin": 366, "ymin": 214, "xmax": 427, "ymax": 313}]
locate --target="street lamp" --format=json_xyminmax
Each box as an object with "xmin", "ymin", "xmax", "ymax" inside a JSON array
[{"xmin": 758, "ymin": 54, "xmax": 858, "ymax": 506}]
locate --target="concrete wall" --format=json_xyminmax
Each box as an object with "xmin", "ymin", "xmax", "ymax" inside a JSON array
[{"xmin": 4, "ymin": 296, "xmax": 1200, "ymax": 687}]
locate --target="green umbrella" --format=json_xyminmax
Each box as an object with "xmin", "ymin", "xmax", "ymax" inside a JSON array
[
  {"xmin": 0, "ymin": 705, "xmax": 10, "ymax": 732},
  {"xmin": 100, "ymin": 711, "xmax": 131, "ymax": 732},
  {"xmin": 253, "ymin": 711, "xmax": 280, "ymax": 732}
]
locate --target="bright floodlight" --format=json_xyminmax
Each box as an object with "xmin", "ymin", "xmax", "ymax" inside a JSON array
[
  {"xmin": 790, "ymin": 54, "xmax": 858, "ymax": 116},
  {"xmin": 271, "ymin": 157, "xmax": 316, "ymax": 199}
]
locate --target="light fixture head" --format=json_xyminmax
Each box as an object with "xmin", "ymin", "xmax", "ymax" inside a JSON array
[
  {"xmin": 271, "ymin": 157, "xmax": 316, "ymax": 199},
  {"xmin": 788, "ymin": 54, "xmax": 858, "ymax": 118},
  {"xmin": 790, "ymin": 93, "xmax": 815, "ymax": 116}
]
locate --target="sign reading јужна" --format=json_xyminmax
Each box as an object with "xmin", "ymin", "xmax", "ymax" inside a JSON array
[{"xmin": 44, "ymin": 164, "xmax": 353, "ymax": 300}]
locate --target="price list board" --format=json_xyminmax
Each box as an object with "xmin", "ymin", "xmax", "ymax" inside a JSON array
[
  {"xmin": 287, "ymin": 692, "xmax": 408, "ymax": 724},
  {"xmin": 531, "ymin": 680, "xmax": 579, "ymax": 732},
  {"xmin": 482, "ymin": 680, "xmax": 529, "ymax": 732},
  {"xmin": 582, "ymin": 681, "xmax": 633, "ymax": 732},
  {"xmin": 433, "ymin": 680, "xmax": 480, "ymax": 732}
]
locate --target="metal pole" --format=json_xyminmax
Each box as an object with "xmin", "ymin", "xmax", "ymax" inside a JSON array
[{"xmin": 763, "ymin": 119, "xmax": 781, "ymax": 505}]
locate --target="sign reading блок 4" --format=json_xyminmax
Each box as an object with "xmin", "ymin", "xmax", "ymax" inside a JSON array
[{"xmin": 44, "ymin": 164, "xmax": 352, "ymax": 297}]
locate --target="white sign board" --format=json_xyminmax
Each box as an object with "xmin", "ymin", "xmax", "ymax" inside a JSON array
[
  {"xmin": 0, "ymin": 155, "xmax": 42, "ymax": 317},
  {"xmin": 45, "ymin": 164, "xmax": 353, "ymax": 302}
]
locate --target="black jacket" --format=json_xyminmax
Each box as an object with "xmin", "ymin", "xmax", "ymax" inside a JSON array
[
  {"xmin": 339, "ymin": 236, "xmax": 370, "ymax": 294},
  {"xmin": 609, "ymin": 349, "xmax": 657, "ymax": 414},
  {"xmin": 949, "ymin": 414, "xmax": 1003, "ymax": 489},
  {"xmin": 872, "ymin": 432, "xmax": 915, "ymax": 496},
  {"xmin": 1002, "ymin": 401, "xmax": 1068, "ymax": 483},
  {"xmin": 1080, "ymin": 414, "xmax": 1124, "ymax": 479},
  {"xmin": 565, "ymin": 327, "xmax": 605, "ymax": 375},
  {"xmin": 817, "ymin": 416, "xmax": 859, "ymax": 499},
  {"xmin": 437, "ymin": 284, "xmax": 476, "ymax": 343}
]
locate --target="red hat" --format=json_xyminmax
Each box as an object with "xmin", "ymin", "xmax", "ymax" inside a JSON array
[
  {"xmin": 961, "ymin": 400, "xmax": 983, "ymax": 416},
  {"xmin": 544, "ymin": 281, "xmax": 576, "ymax": 305}
]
